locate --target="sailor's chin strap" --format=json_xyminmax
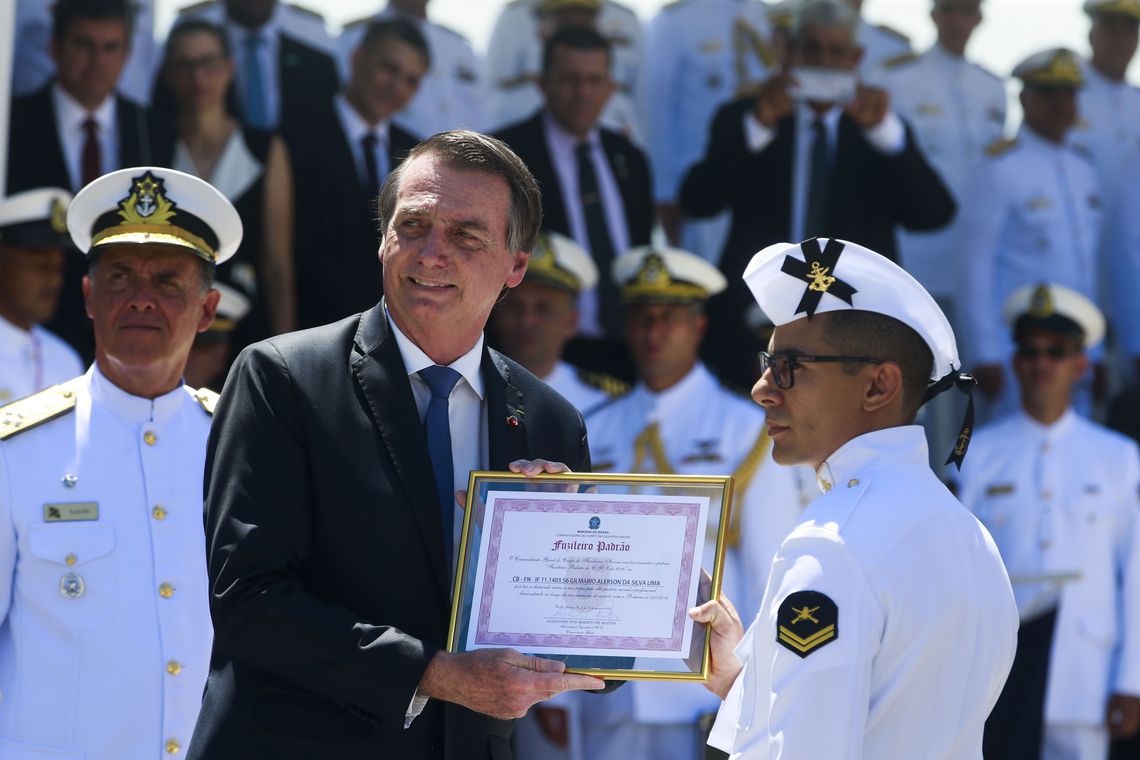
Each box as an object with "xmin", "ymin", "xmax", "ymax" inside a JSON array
[{"xmin": 924, "ymin": 370, "xmax": 976, "ymax": 470}]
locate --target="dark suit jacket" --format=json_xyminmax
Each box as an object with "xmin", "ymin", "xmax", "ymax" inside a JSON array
[
  {"xmin": 186, "ymin": 303, "xmax": 591, "ymax": 760},
  {"xmin": 288, "ymin": 100, "xmax": 420, "ymax": 328},
  {"xmin": 6, "ymin": 82, "xmax": 152, "ymax": 364},
  {"xmin": 680, "ymin": 99, "xmax": 955, "ymax": 387},
  {"xmin": 494, "ymin": 111, "xmax": 653, "ymax": 248}
]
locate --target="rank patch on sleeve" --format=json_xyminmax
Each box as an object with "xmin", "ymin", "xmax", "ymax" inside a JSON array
[{"xmin": 776, "ymin": 590, "xmax": 838, "ymax": 658}]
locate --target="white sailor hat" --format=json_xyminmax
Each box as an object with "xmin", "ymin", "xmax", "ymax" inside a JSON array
[
  {"xmin": 744, "ymin": 237, "xmax": 975, "ymax": 466},
  {"xmin": 1003, "ymin": 282, "xmax": 1105, "ymax": 349},
  {"xmin": 613, "ymin": 246, "xmax": 727, "ymax": 304},
  {"xmin": 1012, "ymin": 48, "xmax": 1083, "ymax": 88},
  {"xmin": 68, "ymin": 167, "xmax": 242, "ymax": 265},
  {"xmin": 0, "ymin": 187, "xmax": 73, "ymax": 249},
  {"xmin": 525, "ymin": 231, "xmax": 599, "ymax": 293},
  {"xmin": 208, "ymin": 282, "xmax": 252, "ymax": 334},
  {"xmin": 1084, "ymin": 0, "xmax": 1140, "ymax": 20}
]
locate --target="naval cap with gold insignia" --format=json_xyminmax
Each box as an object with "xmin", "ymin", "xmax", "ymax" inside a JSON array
[
  {"xmin": 1012, "ymin": 48, "xmax": 1083, "ymax": 88},
  {"xmin": 1003, "ymin": 282, "xmax": 1106, "ymax": 349},
  {"xmin": 525, "ymin": 231, "xmax": 599, "ymax": 293},
  {"xmin": 613, "ymin": 246, "xmax": 727, "ymax": 304},
  {"xmin": 0, "ymin": 187, "xmax": 74, "ymax": 249},
  {"xmin": 208, "ymin": 282, "xmax": 252, "ymax": 334},
  {"xmin": 67, "ymin": 167, "xmax": 242, "ymax": 264},
  {"xmin": 744, "ymin": 237, "xmax": 977, "ymax": 467},
  {"xmin": 1084, "ymin": 0, "xmax": 1140, "ymax": 20}
]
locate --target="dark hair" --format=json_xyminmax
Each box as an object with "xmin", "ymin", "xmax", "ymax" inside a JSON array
[
  {"xmin": 165, "ymin": 19, "xmax": 233, "ymax": 61},
  {"xmin": 377, "ymin": 130, "xmax": 543, "ymax": 253},
  {"xmin": 53, "ymin": 0, "xmax": 134, "ymax": 44},
  {"xmin": 821, "ymin": 310, "xmax": 934, "ymax": 418},
  {"xmin": 358, "ymin": 18, "xmax": 431, "ymax": 68},
  {"xmin": 541, "ymin": 25, "xmax": 611, "ymax": 77},
  {"xmin": 88, "ymin": 247, "xmax": 216, "ymax": 293}
]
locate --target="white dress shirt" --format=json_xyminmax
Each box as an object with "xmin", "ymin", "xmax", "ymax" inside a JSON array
[
  {"xmin": 51, "ymin": 83, "xmax": 119, "ymax": 191},
  {"xmin": 0, "ymin": 316, "xmax": 84, "ymax": 404},
  {"xmin": 334, "ymin": 94, "xmax": 391, "ymax": 190},
  {"xmin": 542, "ymin": 112, "xmax": 632, "ymax": 336},
  {"xmin": 743, "ymin": 102, "xmax": 905, "ymax": 241}
]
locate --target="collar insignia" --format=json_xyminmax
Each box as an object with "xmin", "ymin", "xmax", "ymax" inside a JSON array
[{"xmin": 780, "ymin": 238, "xmax": 857, "ymax": 317}]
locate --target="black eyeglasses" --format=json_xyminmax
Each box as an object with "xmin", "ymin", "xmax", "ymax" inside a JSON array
[
  {"xmin": 758, "ymin": 351, "xmax": 884, "ymax": 390},
  {"xmin": 1015, "ymin": 345, "xmax": 1076, "ymax": 361}
]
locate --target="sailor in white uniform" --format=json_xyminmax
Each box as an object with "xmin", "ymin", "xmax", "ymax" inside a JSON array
[
  {"xmin": 338, "ymin": 1, "xmax": 486, "ymax": 137},
  {"xmin": 958, "ymin": 49, "xmax": 1103, "ymax": 417},
  {"xmin": 844, "ymin": 0, "xmax": 912, "ymax": 83},
  {"xmin": 0, "ymin": 166, "xmax": 241, "ymax": 760},
  {"xmin": 0, "ymin": 188, "xmax": 84, "ymax": 404},
  {"xmin": 485, "ymin": 0, "xmax": 643, "ymax": 139},
  {"xmin": 579, "ymin": 246, "xmax": 812, "ymax": 760},
  {"xmin": 490, "ymin": 231, "xmax": 626, "ymax": 418},
  {"xmin": 691, "ymin": 236, "xmax": 1018, "ymax": 759},
  {"xmin": 956, "ymin": 283, "xmax": 1140, "ymax": 760}
]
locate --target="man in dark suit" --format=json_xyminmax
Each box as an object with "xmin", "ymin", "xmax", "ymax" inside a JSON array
[
  {"xmin": 495, "ymin": 25, "xmax": 652, "ymax": 353},
  {"xmin": 186, "ymin": 131, "xmax": 606, "ymax": 760},
  {"xmin": 679, "ymin": 0, "xmax": 954, "ymax": 388},
  {"xmin": 6, "ymin": 0, "xmax": 152, "ymax": 364},
  {"xmin": 154, "ymin": 0, "xmax": 340, "ymax": 135},
  {"xmin": 290, "ymin": 18, "xmax": 427, "ymax": 328}
]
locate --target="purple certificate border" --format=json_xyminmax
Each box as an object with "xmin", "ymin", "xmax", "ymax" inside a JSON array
[{"xmin": 473, "ymin": 496, "xmax": 702, "ymax": 652}]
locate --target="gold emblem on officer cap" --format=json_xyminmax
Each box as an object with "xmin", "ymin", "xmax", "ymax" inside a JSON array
[
  {"xmin": 49, "ymin": 198, "xmax": 68, "ymax": 234},
  {"xmin": 1028, "ymin": 284, "xmax": 1055, "ymax": 318}
]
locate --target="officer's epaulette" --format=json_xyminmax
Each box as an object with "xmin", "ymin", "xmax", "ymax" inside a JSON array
[
  {"xmin": 433, "ymin": 22, "xmax": 471, "ymax": 43},
  {"xmin": 576, "ymin": 369, "xmax": 630, "ymax": 399},
  {"xmin": 289, "ymin": 3, "xmax": 325, "ymax": 21},
  {"xmin": 177, "ymin": 0, "xmax": 217, "ymax": 15},
  {"xmin": 881, "ymin": 51, "xmax": 919, "ymax": 70},
  {"xmin": 985, "ymin": 137, "xmax": 1018, "ymax": 157},
  {"xmin": 661, "ymin": 0, "xmax": 692, "ymax": 12},
  {"xmin": 498, "ymin": 73, "xmax": 536, "ymax": 90},
  {"xmin": 0, "ymin": 381, "xmax": 81, "ymax": 441},
  {"xmin": 193, "ymin": 387, "xmax": 221, "ymax": 416},
  {"xmin": 875, "ymin": 23, "xmax": 911, "ymax": 43}
]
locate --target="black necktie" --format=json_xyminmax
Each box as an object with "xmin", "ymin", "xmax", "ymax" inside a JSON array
[
  {"xmin": 576, "ymin": 142, "xmax": 620, "ymax": 337},
  {"xmin": 361, "ymin": 133, "xmax": 381, "ymax": 197},
  {"xmin": 804, "ymin": 119, "xmax": 831, "ymax": 238}
]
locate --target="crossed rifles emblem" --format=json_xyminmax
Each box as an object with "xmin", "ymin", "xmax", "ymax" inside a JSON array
[{"xmin": 790, "ymin": 605, "xmax": 820, "ymax": 625}]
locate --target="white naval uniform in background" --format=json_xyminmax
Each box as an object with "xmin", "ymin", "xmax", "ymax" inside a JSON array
[
  {"xmin": 958, "ymin": 127, "xmax": 1103, "ymax": 392},
  {"xmin": 709, "ymin": 426, "xmax": 1018, "ymax": 759},
  {"xmin": 1099, "ymin": 149, "xmax": 1140, "ymax": 367},
  {"xmin": 484, "ymin": 0, "xmax": 643, "ymax": 140},
  {"xmin": 956, "ymin": 409, "xmax": 1140, "ymax": 758},
  {"xmin": 856, "ymin": 18, "xmax": 911, "ymax": 85},
  {"xmin": 579, "ymin": 362, "xmax": 811, "ymax": 760},
  {"xmin": 640, "ymin": 0, "xmax": 773, "ymax": 263},
  {"xmin": 0, "ymin": 366, "xmax": 214, "ymax": 759},
  {"xmin": 540, "ymin": 361, "xmax": 613, "ymax": 417},
  {"xmin": 338, "ymin": 6, "xmax": 486, "ymax": 138},
  {"xmin": 1071, "ymin": 60, "xmax": 1140, "ymax": 196},
  {"xmin": 0, "ymin": 316, "xmax": 83, "ymax": 405}
]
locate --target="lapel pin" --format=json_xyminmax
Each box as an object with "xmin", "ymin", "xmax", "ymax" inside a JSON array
[
  {"xmin": 62, "ymin": 474, "xmax": 78, "ymax": 488},
  {"xmin": 506, "ymin": 415, "xmax": 520, "ymax": 427}
]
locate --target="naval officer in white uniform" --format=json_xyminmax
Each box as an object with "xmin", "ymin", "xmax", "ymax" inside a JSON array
[
  {"xmin": 956, "ymin": 283, "xmax": 1140, "ymax": 760},
  {"xmin": 0, "ymin": 166, "xmax": 241, "ymax": 760},
  {"xmin": 0, "ymin": 188, "xmax": 84, "ymax": 405},
  {"xmin": 691, "ymin": 237, "xmax": 1018, "ymax": 759},
  {"xmin": 580, "ymin": 246, "xmax": 812, "ymax": 760}
]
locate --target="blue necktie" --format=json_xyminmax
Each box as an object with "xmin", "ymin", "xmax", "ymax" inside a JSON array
[
  {"xmin": 418, "ymin": 365, "xmax": 462, "ymax": 564},
  {"xmin": 242, "ymin": 32, "xmax": 270, "ymax": 129}
]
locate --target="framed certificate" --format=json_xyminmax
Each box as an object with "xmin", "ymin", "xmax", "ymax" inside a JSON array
[{"xmin": 447, "ymin": 471, "xmax": 734, "ymax": 681}]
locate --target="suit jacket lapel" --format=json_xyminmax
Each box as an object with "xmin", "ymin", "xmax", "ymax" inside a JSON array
[
  {"xmin": 484, "ymin": 350, "xmax": 529, "ymax": 470},
  {"xmin": 529, "ymin": 113, "xmax": 571, "ymax": 236},
  {"xmin": 38, "ymin": 85, "xmax": 72, "ymax": 191},
  {"xmin": 350, "ymin": 303, "xmax": 451, "ymax": 602}
]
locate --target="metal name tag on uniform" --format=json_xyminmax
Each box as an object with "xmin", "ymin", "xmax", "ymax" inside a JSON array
[{"xmin": 43, "ymin": 502, "xmax": 99, "ymax": 522}]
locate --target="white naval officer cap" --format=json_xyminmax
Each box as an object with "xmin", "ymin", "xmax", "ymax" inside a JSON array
[
  {"xmin": 1084, "ymin": 0, "xmax": 1140, "ymax": 19},
  {"xmin": 1012, "ymin": 48, "xmax": 1083, "ymax": 88},
  {"xmin": 1002, "ymin": 283, "xmax": 1106, "ymax": 350},
  {"xmin": 525, "ymin": 231, "xmax": 599, "ymax": 293},
  {"xmin": 68, "ymin": 167, "xmax": 243, "ymax": 265},
  {"xmin": 0, "ymin": 187, "xmax": 73, "ymax": 248},
  {"xmin": 743, "ymin": 237, "xmax": 976, "ymax": 466},
  {"xmin": 208, "ymin": 282, "xmax": 253, "ymax": 334},
  {"xmin": 613, "ymin": 246, "xmax": 728, "ymax": 304}
]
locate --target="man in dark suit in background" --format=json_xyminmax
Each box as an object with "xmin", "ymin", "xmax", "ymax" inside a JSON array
[
  {"xmin": 290, "ymin": 18, "xmax": 427, "ymax": 328},
  {"xmin": 495, "ymin": 26, "xmax": 651, "ymax": 375},
  {"xmin": 6, "ymin": 0, "xmax": 152, "ymax": 364},
  {"xmin": 186, "ymin": 131, "xmax": 605, "ymax": 760},
  {"xmin": 680, "ymin": 0, "xmax": 954, "ymax": 388}
]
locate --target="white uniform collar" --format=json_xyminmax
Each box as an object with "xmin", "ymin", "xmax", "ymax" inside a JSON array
[
  {"xmin": 1083, "ymin": 59, "xmax": 1126, "ymax": 91},
  {"xmin": 1019, "ymin": 123, "xmax": 1067, "ymax": 154},
  {"xmin": 632, "ymin": 362, "xmax": 713, "ymax": 423},
  {"xmin": 928, "ymin": 43, "xmax": 967, "ymax": 67},
  {"xmin": 814, "ymin": 425, "xmax": 929, "ymax": 494},
  {"xmin": 386, "ymin": 310, "xmax": 485, "ymax": 400},
  {"xmin": 0, "ymin": 314, "xmax": 34, "ymax": 355},
  {"xmin": 1014, "ymin": 407, "xmax": 1078, "ymax": 441},
  {"xmin": 88, "ymin": 364, "xmax": 189, "ymax": 424},
  {"xmin": 541, "ymin": 360, "xmax": 574, "ymax": 387}
]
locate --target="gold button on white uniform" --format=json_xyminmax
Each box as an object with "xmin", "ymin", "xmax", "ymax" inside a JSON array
[
  {"xmin": 144, "ymin": 431, "xmax": 157, "ymax": 446},
  {"xmin": 158, "ymin": 582, "xmax": 174, "ymax": 599},
  {"xmin": 166, "ymin": 738, "xmax": 181, "ymax": 754},
  {"xmin": 152, "ymin": 505, "xmax": 167, "ymax": 520},
  {"xmin": 166, "ymin": 660, "xmax": 181, "ymax": 675},
  {"xmin": 65, "ymin": 553, "xmax": 77, "ymax": 566}
]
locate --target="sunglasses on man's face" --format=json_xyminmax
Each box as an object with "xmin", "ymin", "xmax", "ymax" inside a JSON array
[{"xmin": 1015, "ymin": 344, "xmax": 1077, "ymax": 361}]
